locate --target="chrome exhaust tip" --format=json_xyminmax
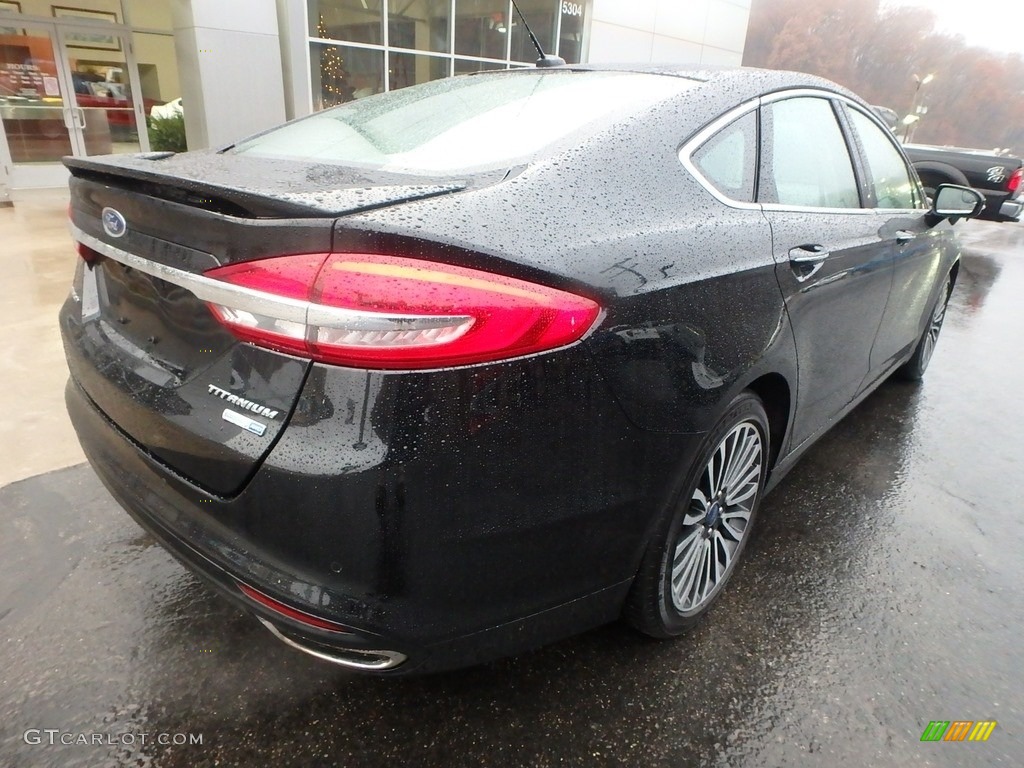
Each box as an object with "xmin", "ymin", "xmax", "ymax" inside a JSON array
[{"xmin": 257, "ymin": 617, "xmax": 407, "ymax": 671}]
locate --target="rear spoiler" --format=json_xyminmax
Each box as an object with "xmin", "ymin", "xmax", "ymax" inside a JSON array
[{"xmin": 63, "ymin": 154, "xmax": 466, "ymax": 219}]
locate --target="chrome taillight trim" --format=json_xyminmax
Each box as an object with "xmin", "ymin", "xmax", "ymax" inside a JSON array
[{"xmin": 69, "ymin": 223, "xmax": 472, "ymax": 333}]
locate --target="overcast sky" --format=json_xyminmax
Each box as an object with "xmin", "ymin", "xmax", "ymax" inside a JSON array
[{"xmin": 882, "ymin": 0, "xmax": 1023, "ymax": 55}]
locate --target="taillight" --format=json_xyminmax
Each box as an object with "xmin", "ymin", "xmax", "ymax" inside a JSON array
[
  {"xmin": 204, "ymin": 253, "xmax": 601, "ymax": 370},
  {"xmin": 1008, "ymin": 167, "xmax": 1022, "ymax": 196},
  {"xmin": 76, "ymin": 241, "xmax": 99, "ymax": 264}
]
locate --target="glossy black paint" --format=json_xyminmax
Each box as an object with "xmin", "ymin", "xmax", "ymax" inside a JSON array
[
  {"xmin": 769, "ymin": 211, "xmax": 895, "ymax": 446},
  {"xmin": 64, "ymin": 350, "xmax": 698, "ymax": 670},
  {"xmin": 59, "ymin": 65, "xmax": 964, "ymax": 673}
]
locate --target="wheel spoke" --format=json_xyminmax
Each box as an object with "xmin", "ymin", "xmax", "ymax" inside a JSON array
[
  {"xmin": 731, "ymin": 430, "xmax": 760, "ymax": 484},
  {"xmin": 722, "ymin": 429, "xmax": 758, "ymax": 490},
  {"xmin": 721, "ymin": 510, "xmax": 750, "ymax": 525},
  {"xmin": 710, "ymin": 444, "xmax": 726, "ymax": 493},
  {"xmin": 720, "ymin": 515, "xmax": 747, "ymax": 541},
  {"xmin": 676, "ymin": 539, "xmax": 706, "ymax": 607},
  {"xmin": 726, "ymin": 476, "xmax": 759, "ymax": 506},
  {"xmin": 672, "ymin": 533, "xmax": 704, "ymax": 594},
  {"xmin": 672, "ymin": 529, "xmax": 702, "ymax": 578},
  {"xmin": 921, "ymin": 277, "xmax": 950, "ymax": 368},
  {"xmin": 712, "ymin": 532, "xmax": 725, "ymax": 584},
  {"xmin": 687, "ymin": 542, "xmax": 707, "ymax": 608},
  {"xmin": 715, "ymin": 530, "xmax": 733, "ymax": 572},
  {"xmin": 685, "ymin": 490, "xmax": 709, "ymax": 525},
  {"xmin": 700, "ymin": 541, "xmax": 716, "ymax": 602},
  {"xmin": 922, "ymin": 335, "xmax": 935, "ymax": 364},
  {"xmin": 728, "ymin": 484, "xmax": 757, "ymax": 505}
]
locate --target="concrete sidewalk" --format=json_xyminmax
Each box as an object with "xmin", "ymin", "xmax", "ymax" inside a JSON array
[{"xmin": 0, "ymin": 190, "xmax": 83, "ymax": 487}]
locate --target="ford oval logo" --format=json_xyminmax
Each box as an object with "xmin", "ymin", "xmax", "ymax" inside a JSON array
[{"xmin": 101, "ymin": 207, "xmax": 127, "ymax": 238}]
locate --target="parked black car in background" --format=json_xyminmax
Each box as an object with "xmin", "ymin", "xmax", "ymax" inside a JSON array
[{"xmin": 60, "ymin": 65, "xmax": 983, "ymax": 674}]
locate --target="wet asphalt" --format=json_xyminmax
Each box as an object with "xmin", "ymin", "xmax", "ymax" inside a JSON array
[{"xmin": 1, "ymin": 221, "xmax": 1022, "ymax": 768}]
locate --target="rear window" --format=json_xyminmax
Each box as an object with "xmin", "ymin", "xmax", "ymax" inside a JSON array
[{"xmin": 230, "ymin": 71, "xmax": 695, "ymax": 175}]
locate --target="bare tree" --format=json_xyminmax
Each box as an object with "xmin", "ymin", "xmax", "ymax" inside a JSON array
[{"xmin": 744, "ymin": 0, "xmax": 1024, "ymax": 153}]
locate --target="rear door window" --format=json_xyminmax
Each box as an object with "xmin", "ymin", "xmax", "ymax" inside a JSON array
[{"xmin": 759, "ymin": 97, "xmax": 861, "ymax": 209}]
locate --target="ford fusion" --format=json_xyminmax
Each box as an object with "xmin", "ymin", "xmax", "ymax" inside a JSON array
[{"xmin": 60, "ymin": 65, "xmax": 982, "ymax": 673}]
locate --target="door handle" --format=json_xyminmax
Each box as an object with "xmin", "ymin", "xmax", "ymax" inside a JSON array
[
  {"xmin": 74, "ymin": 107, "xmax": 86, "ymax": 130},
  {"xmin": 895, "ymin": 230, "xmax": 915, "ymax": 245},
  {"xmin": 788, "ymin": 244, "xmax": 830, "ymax": 264}
]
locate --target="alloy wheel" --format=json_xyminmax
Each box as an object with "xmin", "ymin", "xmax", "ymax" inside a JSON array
[
  {"xmin": 920, "ymin": 276, "xmax": 951, "ymax": 370},
  {"xmin": 670, "ymin": 421, "xmax": 763, "ymax": 613}
]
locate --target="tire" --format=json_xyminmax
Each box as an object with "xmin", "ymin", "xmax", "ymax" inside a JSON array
[
  {"xmin": 897, "ymin": 273, "xmax": 952, "ymax": 381},
  {"xmin": 624, "ymin": 392, "xmax": 769, "ymax": 639}
]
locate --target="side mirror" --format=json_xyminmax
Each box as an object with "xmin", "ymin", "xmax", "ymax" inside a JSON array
[{"xmin": 930, "ymin": 183, "xmax": 985, "ymax": 223}]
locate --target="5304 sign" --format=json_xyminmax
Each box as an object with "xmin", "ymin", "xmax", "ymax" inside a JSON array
[{"xmin": 561, "ymin": 2, "xmax": 583, "ymax": 16}]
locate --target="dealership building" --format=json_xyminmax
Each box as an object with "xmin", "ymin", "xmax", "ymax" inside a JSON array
[{"xmin": 0, "ymin": 0, "xmax": 751, "ymax": 202}]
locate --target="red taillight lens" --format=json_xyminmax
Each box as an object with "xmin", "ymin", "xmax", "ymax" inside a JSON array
[
  {"xmin": 204, "ymin": 253, "xmax": 601, "ymax": 370},
  {"xmin": 1008, "ymin": 167, "xmax": 1022, "ymax": 195}
]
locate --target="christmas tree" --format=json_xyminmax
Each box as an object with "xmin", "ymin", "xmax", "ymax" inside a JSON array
[{"xmin": 317, "ymin": 13, "xmax": 353, "ymax": 107}]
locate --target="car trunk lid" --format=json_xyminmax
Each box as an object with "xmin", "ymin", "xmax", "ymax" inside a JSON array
[{"xmin": 62, "ymin": 153, "xmax": 470, "ymax": 496}]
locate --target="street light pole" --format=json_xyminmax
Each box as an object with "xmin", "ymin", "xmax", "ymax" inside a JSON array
[{"xmin": 904, "ymin": 72, "xmax": 935, "ymax": 143}]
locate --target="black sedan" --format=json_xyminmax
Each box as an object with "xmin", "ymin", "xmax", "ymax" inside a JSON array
[{"xmin": 60, "ymin": 65, "xmax": 983, "ymax": 673}]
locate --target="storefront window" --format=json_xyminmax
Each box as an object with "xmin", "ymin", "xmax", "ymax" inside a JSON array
[
  {"xmin": 388, "ymin": 0, "xmax": 449, "ymax": 53},
  {"xmin": 454, "ymin": 57, "xmax": 503, "ymax": 74},
  {"xmin": 510, "ymin": 0, "xmax": 556, "ymax": 63},
  {"xmin": 307, "ymin": 1, "xmax": 588, "ymax": 109},
  {"xmin": 310, "ymin": 41, "xmax": 383, "ymax": 108},
  {"xmin": 389, "ymin": 51, "xmax": 449, "ymax": 91},
  {"xmin": 310, "ymin": 0, "xmax": 383, "ymax": 46},
  {"xmin": 453, "ymin": 0, "xmax": 508, "ymax": 60}
]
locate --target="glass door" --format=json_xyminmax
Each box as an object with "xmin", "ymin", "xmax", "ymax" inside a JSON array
[
  {"xmin": 0, "ymin": 18, "xmax": 146, "ymax": 189},
  {"xmin": 56, "ymin": 23, "xmax": 146, "ymax": 157},
  {"xmin": 0, "ymin": 22, "xmax": 77, "ymax": 188}
]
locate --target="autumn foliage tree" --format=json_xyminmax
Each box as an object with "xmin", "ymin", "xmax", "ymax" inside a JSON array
[{"xmin": 743, "ymin": 0, "xmax": 1024, "ymax": 153}]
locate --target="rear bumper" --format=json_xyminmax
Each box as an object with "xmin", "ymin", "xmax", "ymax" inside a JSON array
[
  {"xmin": 998, "ymin": 197, "xmax": 1023, "ymax": 222},
  {"xmin": 65, "ymin": 376, "xmax": 424, "ymax": 669},
  {"xmin": 980, "ymin": 190, "xmax": 1022, "ymax": 222},
  {"xmin": 65, "ymin": 362, "xmax": 683, "ymax": 672}
]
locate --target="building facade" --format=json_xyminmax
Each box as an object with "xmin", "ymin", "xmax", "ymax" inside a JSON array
[{"xmin": 0, "ymin": 0, "xmax": 751, "ymax": 201}]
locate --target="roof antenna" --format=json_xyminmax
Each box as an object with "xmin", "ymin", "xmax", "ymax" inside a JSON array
[{"xmin": 509, "ymin": 0, "xmax": 566, "ymax": 68}]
